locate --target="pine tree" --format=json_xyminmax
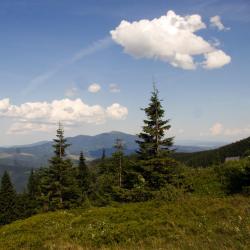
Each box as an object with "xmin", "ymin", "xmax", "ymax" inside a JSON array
[
  {"xmin": 78, "ymin": 151, "xmax": 90, "ymax": 199},
  {"xmin": 52, "ymin": 122, "xmax": 70, "ymax": 158},
  {"xmin": 45, "ymin": 123, "xmax": 80, "ymax": 210},
  {"xmin": 27, "ymin": 169, "xmax": 38, "ymax": 199},
  {"xmin": 136, "ymin": 85, "xmax": 173, "ymax": 159},
  {"xmin": 101, "ymin": 148, "xmax": 106, "ymax": 160},
  {"xmin": 0, "ymin": 171, "xmax": 17, "ymax": 225},
  {"xmin": 135, "ymin": 85, "xmax": 177, "ymax": 189},
  {"xmin": 113, "ymin": 138, "xmax": 125, "ymax": 187}
]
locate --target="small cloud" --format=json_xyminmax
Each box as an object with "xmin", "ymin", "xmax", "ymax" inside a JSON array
[
  {"xmin": 0, "ymin": 98, "xmax": 10, "ymax": 111},
  {"xmin": 210, "ymin": 122, "xmax": 223, "ymax": 135},
  {"xmin": 109, "ymin": 84, "xmax": 120, "ymax": 93},
  {"xmin": 203, "ymin": 50, "xmax": 231, "ymax": 69},
  {"xmin": 88, "ymin": 83, "xmax": 101, "ymax": 93},
  {"xmin": 210, "ymin": 15, "xmax": 230, "ymax": 31},
  {"xmin": 106, "ymin": 103, "xmax": 128, "ymax": 120},
  {"xmin": 23, "ymin": 37, "xmax": 112, "ymax": 96},
  {"xmin": 65, "ymin": 87, "xmax": 78, "ymax": 98}
]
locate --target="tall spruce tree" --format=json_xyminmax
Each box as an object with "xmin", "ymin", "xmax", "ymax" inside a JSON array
[
  {"xmin": 46, "ymin": 123, "xmax": 80, "ymax": 210},
  {"xmin": 27, "ymin": 169, "xmax": 38, "ymax": 199},
  {"xmin": 78, "ymin": 151, "xmax": 90, "ymax": 199},
  {"xmin": 113, "ymin": 138, "xmax": 125, "ymax": 187},
  {"xmin": 135, "ymin": 85, "xmax": 177, "ymax": 189},
  {"xmin": 0, "ymin": 171, "xmax": 17, "ymax": 225},
  {"xmin": 136, "ymin": 85, "xmax": 173, "ymax": 159},
  {"xmin": 101, "ymin": 148, "xmax": 106, "ymax": 160}
]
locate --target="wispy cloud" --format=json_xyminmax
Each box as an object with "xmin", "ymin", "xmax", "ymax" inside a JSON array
[{"xmin": 23, "ymin": 37, "xmax": 113, "ymax": 96}]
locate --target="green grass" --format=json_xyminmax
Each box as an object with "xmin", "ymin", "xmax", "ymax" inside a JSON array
[{"xmin": 0, "ymin": 195, "xmax": 249, "ymax": 250}]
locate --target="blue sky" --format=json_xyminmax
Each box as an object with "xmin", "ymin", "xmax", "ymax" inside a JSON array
[{"xmin": 0, "ymin": 0, "xmax": 249, "ymax": 146}]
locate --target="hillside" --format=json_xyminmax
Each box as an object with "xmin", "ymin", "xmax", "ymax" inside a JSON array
[
  {"xmin": 174, "ymin": 136, "xmax": 250, "ymax": 167},
  {"xmin": 0, "ymin": 195, "xmax": 249, "ymax": 250}
]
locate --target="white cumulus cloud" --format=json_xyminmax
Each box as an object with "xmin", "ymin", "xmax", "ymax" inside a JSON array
[
  {"xmin": 88, "ymin": 83, "xmax": 101, "ymax": 93},
  {"xmin": 106, "ymin": 103, "xmax": 128, "ymax": 120},
  {"xmin": 203, "ymin": 50, "xmax": 231, "ymax": 69},
  {"xmin": 210, "ymin": 15, "xmax": 230, "ymax": 31},
  {"xmin": 110, "ymin": 10, "xmax": 231, "ymax": 70},
  {"xmin": 0, "ymin": 98, "xmax": 128, "ymax": 134}
]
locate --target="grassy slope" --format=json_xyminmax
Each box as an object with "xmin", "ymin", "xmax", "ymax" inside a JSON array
[{"xmin": 0, "ymin": 196, "xmax": 249, "ymax": 250}]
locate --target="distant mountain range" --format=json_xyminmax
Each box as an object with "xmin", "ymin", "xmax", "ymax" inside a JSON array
[{"xmin": 0, "ymin": 131, "xmax": 223, "ymax": 191}]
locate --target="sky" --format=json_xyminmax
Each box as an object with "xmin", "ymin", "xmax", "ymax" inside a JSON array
[{"xmin": 0, "ymin": 0, "xmax": 250, "ymax": 146}]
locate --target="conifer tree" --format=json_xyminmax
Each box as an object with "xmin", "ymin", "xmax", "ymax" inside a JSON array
[
  {"xmin": 78, "ymin": 151, "xmax": 90, "ymax": 199},
  {"xmin": 135, "ymin": 85, "xmax": 177, "ymax": 189},
  {"xmin": 136, "ymin": 85, "xmax": 173, "ymax": 159},
  {"xmin": 113, "ymin": 138, "xmax": 125, "ymax": 187},
  {"xmin": 27, "ymin": 169, "xmax": 38, "ymax": 199},
  {"xmin": 0, "ymin": 171, "xmax": 17, "ymax": 224},
  {"xmin": 101, "ymin": 148, "xmax": 106, "ymax": 160},
  {"xmin": 46, "ymin": 123, "xmax": 80, "ymax": 209}
]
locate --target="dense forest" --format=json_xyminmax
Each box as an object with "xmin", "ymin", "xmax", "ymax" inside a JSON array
[{"xmin": 0, "ymin": 86, "xmax": 249, "ymax": 234}]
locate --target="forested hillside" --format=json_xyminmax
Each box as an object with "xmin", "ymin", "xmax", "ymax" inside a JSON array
[{"xmin": 174, "ymin": 137, "xmax": 250, "ymax": 167}]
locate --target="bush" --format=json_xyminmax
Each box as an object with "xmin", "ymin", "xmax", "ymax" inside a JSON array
[
  {"xmin": 111, "ymin": 187, "xmax": 154, "ymax": 202},
  {"xmin": 153, "ymin": 184, "xmax": 185, "ymax": 202}
]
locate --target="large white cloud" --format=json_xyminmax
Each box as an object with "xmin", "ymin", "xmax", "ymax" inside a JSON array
[
  {"xmin": 0, "ymin": 98, "xmax": 128, "ymax": 134},
  {"xmin": 110, "ymin": 10, "xmax": 231, "ymax": 70}
]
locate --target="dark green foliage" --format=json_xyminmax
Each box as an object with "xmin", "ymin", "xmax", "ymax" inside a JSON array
[
  {"xmin": 27, "ymin": 169, "xmax": 39, "ymax": 199},
  {"xmin": 0, "ymin": 171, "xmax": 17, "ymax": 225},
  {"xmin": 77, "ymin": 151, "xmax": 90, "ymax": 200},
  {"xmin": 52, "ymin": 122, "xmax": 70, "ymax": 158},
  {"xmin": 138, "ymin": 157, "xmax": 179, "ymax": 189},
  {"xmin": 36, "ymin": 125, "xmax": 81, "ymax": 210},
  {"xmin": 136, "ymin": 86, "xmax": 173, "ymax": 159},
  {"xmin": 101, "ymin": 148, "xmax": 106, "ymax": 160},
  {"xmin": 113, "ymin": 139, "xmax": 125, "ymax": 187},
  {"xmin": 216, "ymin": 159, "xmax": 250, "ymax": 194}
]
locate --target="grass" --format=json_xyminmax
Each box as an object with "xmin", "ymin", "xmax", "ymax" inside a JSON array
[{"xmin": 0, "ymin": 195, "xmax": 249, "ymax": 249}]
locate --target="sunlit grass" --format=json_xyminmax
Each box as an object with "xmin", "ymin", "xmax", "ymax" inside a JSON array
[{"xmin": 0, "ymin": 195, "xmax": 249, "ymax": 249}]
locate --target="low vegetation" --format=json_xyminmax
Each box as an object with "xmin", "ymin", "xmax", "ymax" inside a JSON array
[{"xmin": 0, "ymin": 195, "xmax": 249, "ymax": 250}]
